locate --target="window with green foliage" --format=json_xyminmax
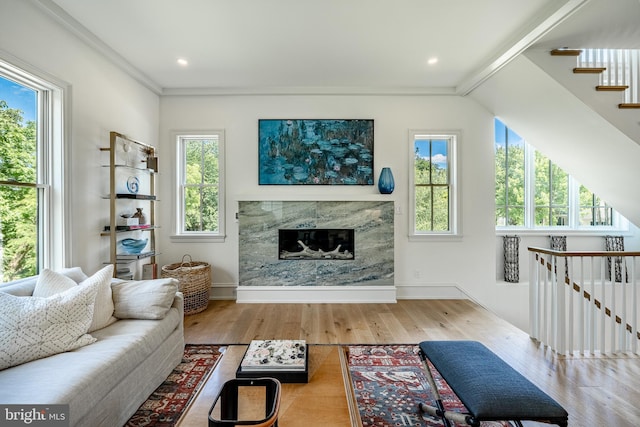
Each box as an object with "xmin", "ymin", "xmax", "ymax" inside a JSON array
[
  {"xmin": 495, "ymin": 118, "xmax": 619, "ymax": 230},
  {"xmin": 410, "ymin": 131, "xmax": 458, "ymax": 236},
  {"xmin": 0, "ymin": 61, "xmax": 65, "ymax": 282},
  {"xmin": 175, "ymin": 132, "xmax": 225, "ymax": 239},
  {"xmin": 0, "ymin": 94, "xmax": 37, "ymax": 281}
]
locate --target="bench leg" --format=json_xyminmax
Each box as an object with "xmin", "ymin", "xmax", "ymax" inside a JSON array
[
  {"xmin": 418, "ymin": 350, "xmax": 479, "ymax": 427},
  {"xmin": 419, "ymin": 402, "xmax": 479, "ymax": 427}
]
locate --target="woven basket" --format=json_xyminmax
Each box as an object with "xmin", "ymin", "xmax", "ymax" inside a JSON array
[{"xmin": 161, "ymin": 255, "xmax": 211, "ymax": 315}]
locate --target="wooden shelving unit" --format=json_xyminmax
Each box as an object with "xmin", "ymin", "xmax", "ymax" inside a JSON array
[{"xmin": 100, "ymin": 131, "xmax": 158, "ymax": 278}]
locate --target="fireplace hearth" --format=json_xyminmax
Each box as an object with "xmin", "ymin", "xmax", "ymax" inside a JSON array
[{"xmin": 279, "ymin": 228, "xmax": 354, "ymax": 260}]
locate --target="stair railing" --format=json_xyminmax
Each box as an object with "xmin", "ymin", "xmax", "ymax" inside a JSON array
[
  {"xmin": 528, "ymin": 247, "xmax": 640, "ymax": 355},
  {"xmin": 578, "ymin": 48, "xmax": 639, "ymax": 104}
]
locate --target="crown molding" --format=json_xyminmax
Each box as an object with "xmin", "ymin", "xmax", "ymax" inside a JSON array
[
  {"xmin": 161, "ymin": 85, "xmax": 458, "ymax": 97},
  {"xmin": 32, "ymin": 0, "xmax": 163, "ymax": 95}
]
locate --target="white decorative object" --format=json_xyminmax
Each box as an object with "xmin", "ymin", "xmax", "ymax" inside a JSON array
[
  {"xmin": 118, "ymin": 216, "xmax": 139, "ymax": 226},
  {"xmin": 0, "ymin": 280, "xmax": 99, "ymax": 370}
]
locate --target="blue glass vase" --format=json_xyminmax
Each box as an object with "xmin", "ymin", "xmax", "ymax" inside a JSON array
[{"xmin": 377, "ymin": 167, "xmax": 395, "ymax": 194}]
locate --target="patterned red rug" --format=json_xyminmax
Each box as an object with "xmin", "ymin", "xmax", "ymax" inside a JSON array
[
  {"xmin": 345, "ymin": 345, "xmax": 512, "ymax": 427},
  {"xmin": 125, "ymin": 344, "xmax": 225, "ymax": 427}
]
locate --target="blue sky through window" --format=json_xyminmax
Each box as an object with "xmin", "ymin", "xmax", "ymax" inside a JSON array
[
  {"xmin": 0, "ymin": 76, "xmax": 36, "ymax": 123},
  {"xmin": 415, "ymin": 139, "xmax": 447, "ymax": 167},
  {"xmin": 494, "ymin": 118, "xmax": 524, "ymax": 148}
]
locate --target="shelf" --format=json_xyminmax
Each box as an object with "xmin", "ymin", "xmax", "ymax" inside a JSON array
[
  {"xmin": 116, "ymin": 251, "xmax": 157, "ymax": 261},
  {"xmin": 102, "ymin": 164, "xmax": 157, "ymax": 174},
  {"xmin": 102, "ymin": 194, "xmax": 157, "ymax": 200},
  {"xmin": 101, "ymin": 225, "xmax": 159, "ymax": 235},
  {"xmin": 102, "ymin": 131, "xmax": 159, "ymax": 278}
]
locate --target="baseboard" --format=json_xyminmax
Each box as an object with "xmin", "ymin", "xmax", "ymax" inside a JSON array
[
  {"xmin": 236, "ymin": 286, "xmax": 397, "ymax": 303},
  {"xmin": 395, "ymin": 284, "xmax": 467, "ymax": 299},
  {"xmin": 209, "ymin": 283, "xmax": 237, "ymax": 300}
]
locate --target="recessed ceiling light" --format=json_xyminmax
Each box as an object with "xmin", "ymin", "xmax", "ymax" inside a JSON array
[
  {"xmin": 177, "ymin": 58, "xmax": 189, "ymax": 66},
  {"xmin": 427, "ymin": 57, "xmax": 439, "ymax": 65}
]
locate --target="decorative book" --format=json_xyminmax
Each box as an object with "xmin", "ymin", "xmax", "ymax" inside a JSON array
[
  {"xmin": 240, "ymin": 340, "xmax": 306, "ymax": 371},
  {"xmin": 237, "ymin": 340, "xmax": 308, "ymax": 383}
]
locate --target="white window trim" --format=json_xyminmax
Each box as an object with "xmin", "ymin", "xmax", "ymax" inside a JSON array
[
  {"xmin": 0, "ymin": 53, "xmax": 69, "ymax": 274},
  {"xmin": 171, "ymin": 130, "xmax": 226, "ymax": 242},
  {"xmin": 408, "ymin": 129, "xmax": 461, "ymax": 241},
  {"xmin": 496, "ymin": 138, "xmax": 628, "ymax": 235}
]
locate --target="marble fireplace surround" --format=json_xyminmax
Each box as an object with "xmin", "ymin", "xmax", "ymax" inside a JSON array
[{"xmin": 238, "ymin": 200, "xmax": 395, "ymax": 303}]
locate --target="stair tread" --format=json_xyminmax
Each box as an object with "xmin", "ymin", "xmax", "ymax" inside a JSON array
[
  {"xmin": 618, "ymin": 103, "xmax": 640, "ymax": 109},
  {"xmin": 551, "ymin": 49, "xmax": 582, "ymax": 56},
  {"xmin": 574, "ymin": 67, "xmax": 606, "ymax": 73},
  {"xmin": 596, "ymin": 85, "xmax": 629, "ymax": 91}
]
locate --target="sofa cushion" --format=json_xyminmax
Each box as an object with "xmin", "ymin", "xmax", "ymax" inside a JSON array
[
  {"xmin": 112, "ymin": 278, "xmax": 179, "ymax": 320},
  {"xmin": 0, "ymin": 281, "xmax": 99, "ymax": 370},
  {"xmin": 0, "ymin": 278, "xmax": 37, "ymax": 296},
  {"xmin": 33, "ymin": 265, "xmax": 116, "ymax": 332}
]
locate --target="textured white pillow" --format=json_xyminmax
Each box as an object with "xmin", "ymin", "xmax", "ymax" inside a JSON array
[
  {"xmin": 79, "ymin": 265, "xmax": 115, "ymax": 332},
  {"xmin": 33, "ymin": 269, "xmax": 76, "ymax": 297},
  {"xmin": 32, "ymin": 265, "xmax": 116, "ymax": 332},
  {"xmin": 0, "ymin": 282, "xmax": 99, "ymax": 370},
  {"xmin": 60, "ymin": 266, "xmax": 89, "ymax": 283},
  {"xmin": 112, "ymin": 278, "xmax": 179, "ymax": 320}
]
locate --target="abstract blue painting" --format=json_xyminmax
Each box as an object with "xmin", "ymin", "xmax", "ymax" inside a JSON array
[{"xmin": 258, "ymin": 119, "xmax": 374, "ymax": 185}]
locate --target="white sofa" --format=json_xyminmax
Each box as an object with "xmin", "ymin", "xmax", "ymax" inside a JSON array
[{"xmin": 0, "ymin": 266, "xmax": 185, "ymax": 427}]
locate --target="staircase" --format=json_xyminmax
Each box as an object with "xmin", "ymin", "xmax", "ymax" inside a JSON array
[
  {"xmin": 551, "ymin": 48, "xmax": 640, "ymax": 109},
  {"xmin": 528, "ymin": 246, "xmax": 640, "ymax": 355}
]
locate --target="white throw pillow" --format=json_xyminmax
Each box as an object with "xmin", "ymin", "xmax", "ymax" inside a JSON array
[
  {"xmin": 112, "ymin": 278, "xmax": 179, "ymax": 320},
  {"xmin": 32, "ymin": 265, "xmax": 116, "ymax": 332},
  {"xmin": 60, "ymin": 266, "xmax": 89, "ymax": 283},
  {"xmin": 33, "ymin": 269, "xmax": 76, "ymax": 297},
  {"xmin": 0, "ymin": 282, "xmax": 99, "ymax": 370},
  {"xmin": 79, "ymin": 265, "xmax": 116, "ymax": 332}
]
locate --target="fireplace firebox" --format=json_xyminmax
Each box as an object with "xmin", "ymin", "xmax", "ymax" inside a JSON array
[{"xmin": 279, "ymin": 228, "xmax": 354, "ymax": 260}]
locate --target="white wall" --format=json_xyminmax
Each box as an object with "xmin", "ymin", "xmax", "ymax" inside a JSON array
[
  {"xmin": 0, "ymin": 0, "xmax": 159, "ymax": 273},
  {"xmin": 159, "ymin": 95, "xmax": 499, "ymax": 308}
]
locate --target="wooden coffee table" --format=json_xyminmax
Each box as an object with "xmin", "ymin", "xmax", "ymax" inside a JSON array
[{"xmin": 177, "ymin": 345, "xmax": 355, "ymax": 427}]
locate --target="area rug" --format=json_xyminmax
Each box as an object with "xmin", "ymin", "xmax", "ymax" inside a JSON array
[
  {"xmin": 125, "ymin": 344, "xmax": 225, "ymax": 427},
  {"xmin": 344, "ymin": 345, "xmax": 512, "ymax": 427}
]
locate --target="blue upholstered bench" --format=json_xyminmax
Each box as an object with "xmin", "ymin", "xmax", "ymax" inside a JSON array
[{"xmin": 418, "ymin": 341, "xmax": 568, "ymax": 427}]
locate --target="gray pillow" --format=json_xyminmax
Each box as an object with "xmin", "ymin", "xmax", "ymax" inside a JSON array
[{"xmin": 111, "ymin": 278, "xmax": 178, "ymax": 320}]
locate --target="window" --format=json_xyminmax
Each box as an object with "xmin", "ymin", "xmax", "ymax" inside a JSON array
[
  {"xmin": 0, "ymin": 59, "xmax": 66, "ymax": 282},
  {"xmin": 174, "ymin": 131, "xmax": 225, "ymax": 240},
  {"xmin": 409, "ymin": 130, "xmax": 459, "ymax": 238},
  {"xmin": 495, "ymin": 118, "xmax": 622, "ymax": 231}
]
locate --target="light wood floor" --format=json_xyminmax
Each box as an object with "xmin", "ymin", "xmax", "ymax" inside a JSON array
[{"xmin": 183, "ymin": 299, "xmax": 640, "ymax": 426}]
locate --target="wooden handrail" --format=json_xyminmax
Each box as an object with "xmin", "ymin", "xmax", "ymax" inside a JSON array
[
  {"xmin": 528, "ymin": 246, "xmax": 640, "ymax": 258},
  {"xmin": 529, "ymin": 248, "xmax": 640, "ymax": 341}
]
